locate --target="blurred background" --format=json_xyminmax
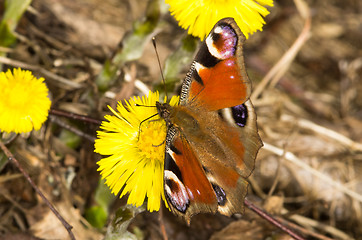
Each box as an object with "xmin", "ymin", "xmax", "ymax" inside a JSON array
[{"xmin": 0, "ymin": 0, "xmax": 361, "ymax": 239}]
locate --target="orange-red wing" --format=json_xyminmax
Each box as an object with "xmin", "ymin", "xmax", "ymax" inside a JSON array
[
  {"xmin": 180, "ymin": 18, "xmax": 251, "ymax": 111},
  {"xmin": 164, "ymin": 128, "xmax": 218, "ymax": 221}
]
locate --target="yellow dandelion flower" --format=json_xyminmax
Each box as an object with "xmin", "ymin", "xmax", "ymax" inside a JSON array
[
  {"xmin": 0, "ymin": 68, "xmax": 51, "ymax": 134},
  {"xmin": 94, "ymin": 91, "xmax": 179, "ymax": 212},
  {"xmin": 166, "ymin": 0, "xmax": 274, "ymax": 40}
]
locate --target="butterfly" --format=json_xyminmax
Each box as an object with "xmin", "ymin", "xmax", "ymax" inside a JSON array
[{"xmin": 156, "ymin": 18, "xmax": 262, "ymax": 224}]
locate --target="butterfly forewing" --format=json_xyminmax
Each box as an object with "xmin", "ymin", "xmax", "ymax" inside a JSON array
[
  {"xmin": 180, "ymin": 18, "xmax": 251, "ymax": 111},
  {"xmin": 164, "ymin": 127, "xmax": 218, "ymax": 222}
]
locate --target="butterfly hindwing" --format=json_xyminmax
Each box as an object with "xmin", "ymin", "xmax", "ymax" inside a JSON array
[{"xmin": 218, "ymin": 100, "xmax": 263, "ymax": 178}]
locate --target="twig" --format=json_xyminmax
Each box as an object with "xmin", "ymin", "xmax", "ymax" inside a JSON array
[
  {"xmin": 284, "ymin": 213, "xmax": 354, "ymax": 240},
  {"xmin": 0, "ymin": 56, "xmax": 82, "ymax": 90},
  {"xmin": 263, "ymin": 142, "xmax": 362, "ymax": 203},
  {"xmin": 0, "ymin": 141, "xmax": 76, "ymax": 240},
  {"xmin": 0, "ymin": 188, "xmax": 29, "ymax": 214},
  {"xmin": 267, "ymin": 148, "xmax": 283, "ymax": 197},
  {"xmin": 0, "ymin": 46, "xmax": 13, "ymax": 53},
  {"xmin": 0, "ymin": 173, "xmax": 22, "ymax": 183},
  {"xmin": 281, "ymin": 114, "xmax": 362, "ymax": 152},
  {"xmin": 158, "ymin": 206, "xmax": 168, "ymax": 240},
  {"xmin": 49, "ymin": 109, "xmax": 103, "ymax": 142},
  {"xmin": 251, "ymin": 0, "xmax": 312, "ymax": 100},
  {"xmin": 50, "ymin": 108, "xmax": 102, "ymax": 126},
  {"xmin": 274, "ymin": 216, "xmax": 335, "ymax": 240},
  {"xmin": 48, "ymin": 115, "xmax": 97, "ymax": 142},
  {"xmin": 244, "ymin": 198, "xmax": 305, "ymax": 240}
]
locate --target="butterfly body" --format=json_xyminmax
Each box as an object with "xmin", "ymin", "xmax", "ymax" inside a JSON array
[{"xmin": 156, "ymin": 18, "xmax": 262, "ymax": 223}]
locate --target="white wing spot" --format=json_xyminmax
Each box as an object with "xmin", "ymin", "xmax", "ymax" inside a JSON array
[
  {"xmin": 194, "ymin": 62, "xmax": 206, "ymax": 73},
  {"xmin": 214, "ymin": 26, "xmax": 223, "ymax": 34},
  {"xmin": 164, "ymin": 170, "xmax": 189, "ymax": 207},
  {"xmin": 206, "ymin": 35, "xmax": 224, "ymax": 59}
]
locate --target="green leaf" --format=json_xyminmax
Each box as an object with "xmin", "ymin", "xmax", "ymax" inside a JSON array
[
  {"xmin": 104, "ymin": 205, "xmax": 145, "ymax": 240},
  {"xmin": 85, "ymin": 206, "xmax": 108, "ymax": 229},
  {"xmin": 59, "ymin": 129, "xmax": 81, "ymax": 149},
  {"xmin": 85, "ymin": 179, "xmax": 115, "ymax": 228},
  {"xmin": 95, "ymin": 178, "xmax": 116, "ymax": 212},
  {"xmin": 0, "ymin": 0, "xmax": 32, "ymax": 48}
]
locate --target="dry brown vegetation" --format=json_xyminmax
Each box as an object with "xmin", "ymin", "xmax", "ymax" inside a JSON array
[{"xmin": 0, "ymin": 0, "xmax": 361, "ymax": 239}]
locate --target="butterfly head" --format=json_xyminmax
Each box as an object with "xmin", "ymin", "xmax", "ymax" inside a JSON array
[{"xmin": 156, "ymin": 101, "xmax": 173, "ymax": 127}]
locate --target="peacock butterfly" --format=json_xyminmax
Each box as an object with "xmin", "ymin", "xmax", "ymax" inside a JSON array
[{"xmin": 156, "ymin": 18, "xmax": 262, "ymax": 223}]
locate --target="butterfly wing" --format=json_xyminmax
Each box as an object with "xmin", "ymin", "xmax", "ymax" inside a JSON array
[
  {"xmin": 179, "ymin": 18, "xmax": 262, "ymax": 179},
  {"xmin": 218, "ymin": 100, "xmax": 262, "ymax": 178},
  {"xmin": 162, "ymin": 18, "xmax": 262, "ymax": 222},
  {"xmin": 163, "ymin": 126, "xmax": 218, "ymax": 223},
  {"xmin": 180, "ymin": 18, "xmax": 251, "ymax": 111},
  {"xmin": 163, "ymin": 110, "xmax": 254, "ymax": 221}
]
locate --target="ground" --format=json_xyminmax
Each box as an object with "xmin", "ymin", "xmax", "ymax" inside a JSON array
[{"xmin": 0, "ymin": 0, "xmax": 361, "ymax": 239}]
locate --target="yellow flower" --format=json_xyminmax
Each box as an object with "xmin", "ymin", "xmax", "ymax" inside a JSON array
[
  {"xmin": 166, "ymin": 0, "xmax": 274, "ymax": 40},
  {"xmin": 94, "ymin": 91, "xmax": 179, "ymax": 212},
  {"xmin": 0, "ymin": 68, "xmax": 51, "ymax": 134}
]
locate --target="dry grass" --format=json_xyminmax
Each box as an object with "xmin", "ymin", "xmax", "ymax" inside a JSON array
[{"xmin": 0, "ymin": 0, "xmax": 361, "ymax": 239}]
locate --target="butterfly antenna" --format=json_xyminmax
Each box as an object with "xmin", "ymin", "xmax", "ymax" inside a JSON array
[
  {"xmin": 137, "ymin": 113, "xmax": 159, "ymax": 141},
  {"xmin": 152, "ymin": 37, "xmax": 168, "ymax": 100}
]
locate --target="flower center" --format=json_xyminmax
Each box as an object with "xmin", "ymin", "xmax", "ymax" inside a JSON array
[
  {"xmin": 137, "ymin": 118, "xmax": 167, "ymax": 163},
  {"xmin": 2, "ymin": 81, "xmax": 32, "ymax": 110}
]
